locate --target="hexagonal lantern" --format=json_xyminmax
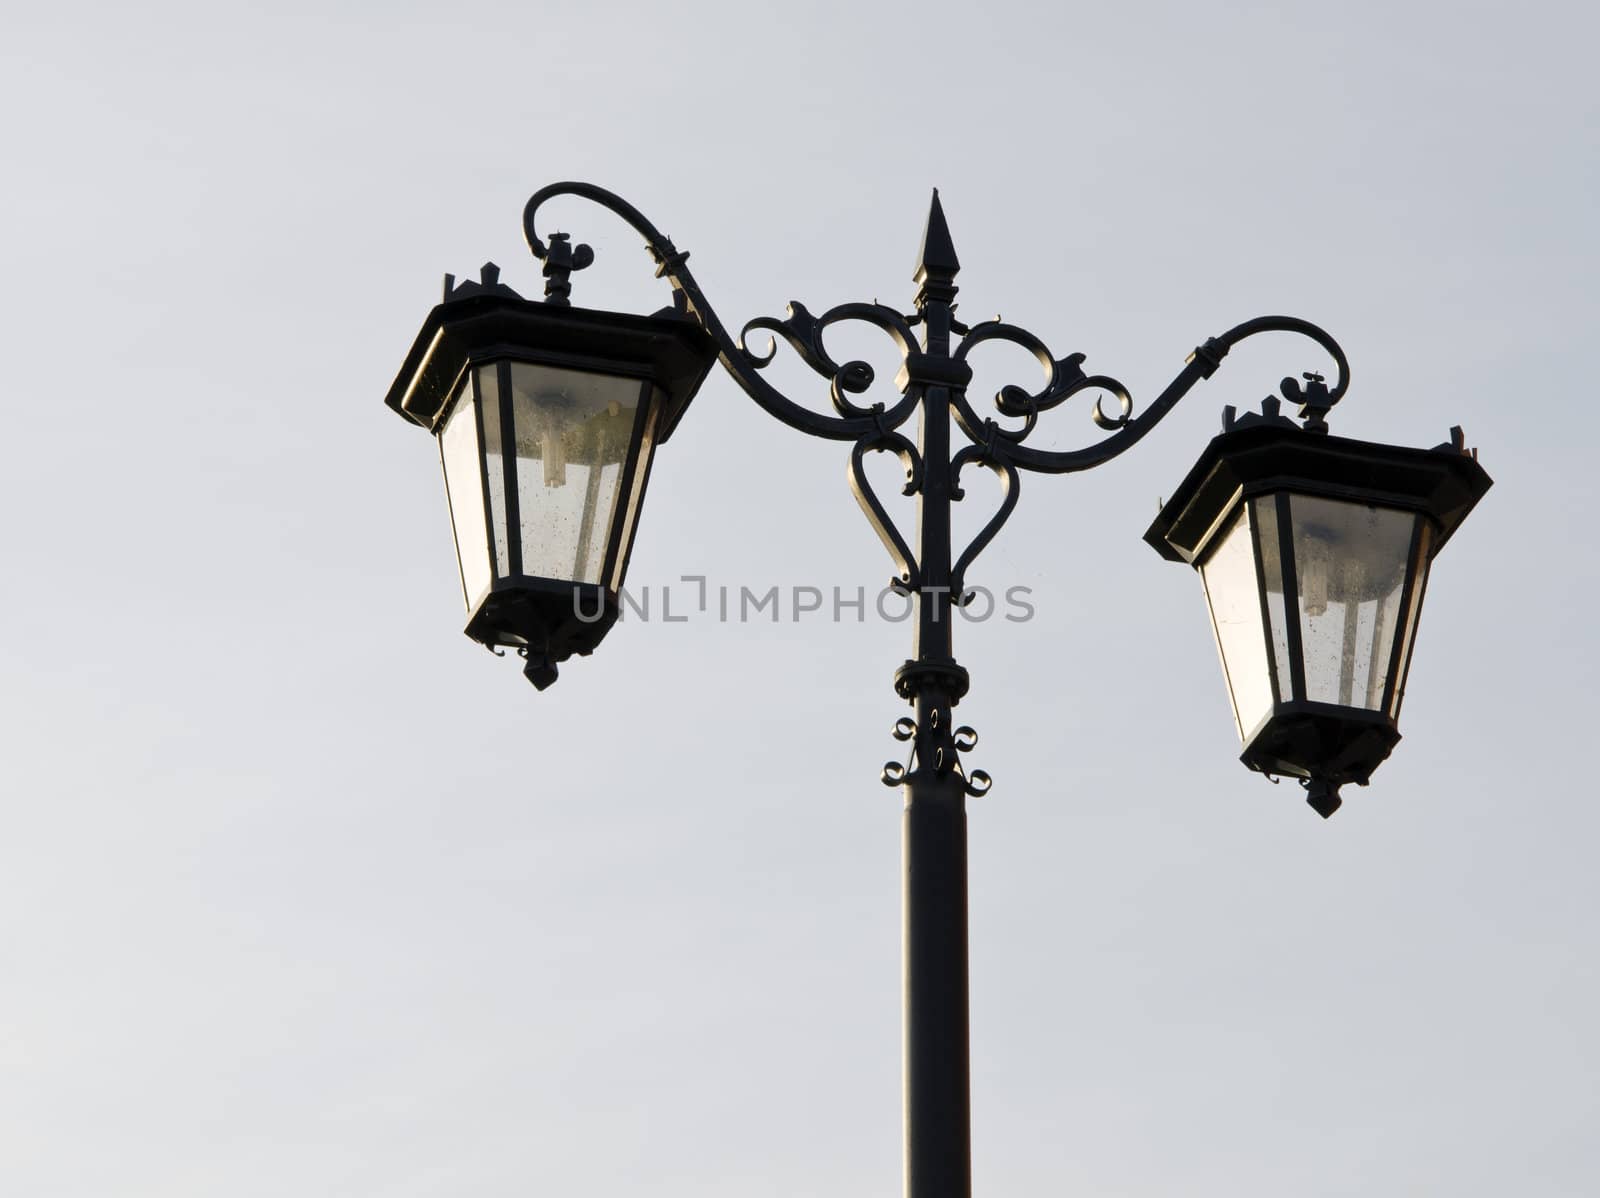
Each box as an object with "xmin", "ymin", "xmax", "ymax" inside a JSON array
[
  {"xmin": 384, "ymin": 265, "xmax": 717, "ymax": 688},
  {"xmin": 1146, "ymin": 406, "xmax": 1491, "ymax": 817}
]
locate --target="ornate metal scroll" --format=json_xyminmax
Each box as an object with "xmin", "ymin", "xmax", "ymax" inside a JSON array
[{"xmin": 517, "ymin": 182, "xmax": 1352, "ymax": 792}]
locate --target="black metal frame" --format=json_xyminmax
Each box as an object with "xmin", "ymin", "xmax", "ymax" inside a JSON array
[
  {"xmin": 1145, "ymin": 421, "xmax": 1490, "ymax": 813},
  {"xmin": 386, "ymin": 268, "xmax": 717, "ymax": 687},
  {"xmin": 394, "ymin": 182, "xmax": 1487, "ymax": 1198}
]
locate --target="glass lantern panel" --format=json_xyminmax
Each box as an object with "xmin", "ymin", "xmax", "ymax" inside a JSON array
[
  {"xmin": 605, "ymin": 391, "xmax": 661, "ymax": 592},
  {"xmin": 439, "ymin": 374, "xmax": 491, "ymax": 608},
  {"xmin": 1200, "ymin": 506, "xmax": 1275, "ymax": 740},
  {"xmin": 508, "ymin": 363, "xmax": 646, "ymax": 585},
  {"xmin": 1388, "ymin": 525, "xmax": 1433, "ymax": 717},
  {"xmin": 1288, "ymin": 495, "xmax": 1420, "ymax": 710},
  {"xmin": 476, "ymin": 364, "xmax": 511, "ymax": 580},
  {"xmin": 1250, "ymin": 496, "xmax": 1295, "ymax": 702}
]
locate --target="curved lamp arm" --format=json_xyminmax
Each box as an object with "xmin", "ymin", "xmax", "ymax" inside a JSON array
[
  {"xmin": 524, "ymin": 181, "xmax": 921, "ymax": 444},
  {"xmin": 949, "ymin": 314, "xmax": 1351, "ymax": 476}
]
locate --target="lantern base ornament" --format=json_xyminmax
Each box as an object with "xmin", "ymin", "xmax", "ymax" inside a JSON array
[
  {"xmin": 1303, "ymin": 778, "xmax": 1344, "ymax": 819},
  {"xmin": 464, "ymin": 579, "xmax": 617, "ymax": 691},
  {"xmin": 1240, "ymin": 702, "xmax": 1401, "ymax": 786},
  {"xmin": 1239, "ymin": 701, "xmax": 1403, "ymax": 818}
]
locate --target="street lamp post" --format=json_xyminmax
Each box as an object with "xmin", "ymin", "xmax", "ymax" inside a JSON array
[{"xmin": 384, "ymin": 183, "xmax": 1490, "ymax": 1198}]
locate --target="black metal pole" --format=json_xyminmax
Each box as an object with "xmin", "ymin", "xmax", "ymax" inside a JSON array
[
  {"xmin": 903, "ymin": 726, "xmax": 971, "ymax": 1198},
  {"xmin": 899, "ymin": 191, "xmax": 973, "ymax": 1198}
]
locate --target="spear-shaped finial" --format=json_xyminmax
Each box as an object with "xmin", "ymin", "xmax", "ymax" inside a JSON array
[{"xmin": 913, "ymin": 188, "xmax": 960, "ymax": 285}]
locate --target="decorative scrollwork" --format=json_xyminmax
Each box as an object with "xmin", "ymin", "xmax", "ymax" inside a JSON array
[
  {"xmin": 949, "ymin": 445, "xmax": 1020, "ymax": 604},
  {"xmin": 850, "ymin": 427, "xmax": 923, "ymax": 592},
  {"xmin": 740, "ymin": 300, "xmax": 920, "ymax": 420},
  {"xmin": 523, "ymin": 182, "xmax": 920, "ymax": 443},
  {"xmin": 942, "ymin": 322, "xmax": 1141, "ymax": 483},
  {"xmin": 518, "ymin": 184, "xmax": 1351, "ymax": 796},
  {"xmin": 1088, "ymin": 385, "xmax": 1133, "ymax": 431},
  {"xmin": 952, "ymin": 321, "xmax": 1116, "ymax": 454},
  {"xmin": 831, "ymin": 365, "xmax": 876, "ymax": 417},
  {"xmin": 881, "ymin": 709, "xmax": 991, "ymax": 797},
  {"xmin": 941, "ymin": 314, "xmax": 1350, "ymax": 478}
]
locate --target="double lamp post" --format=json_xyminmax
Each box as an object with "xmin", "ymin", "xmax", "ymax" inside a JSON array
[{"xmin": 383, "ymin": 182, "xmax": 1490, "ymax": 1198}]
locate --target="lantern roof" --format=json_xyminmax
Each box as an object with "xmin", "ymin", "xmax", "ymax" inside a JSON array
[
  {"xmin": 384, "ymin": 263, "xmax": 717, "ymax": 442},
  {"xmin": 1146, "ymin": 415, "xmax": 1493, "ymax": 566}
]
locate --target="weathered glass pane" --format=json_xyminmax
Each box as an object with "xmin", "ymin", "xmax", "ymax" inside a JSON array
[
  {"xmin": 440, "ymin": 374, "xmax": 491, "ymax": 608},
  {"xmin": 478, "ymin": 364, "xmax": 510, "ymax": 579},
  {"xmin": 1288, "ymin": 495, "xmax": 1420, "ymax": 711},
  {"xmin": 1251, "ymin": 496, "xmax": 1294, "ymax": 702},
  {"xmin": 1388, "ymin": 524, "xmax": 1434, "ymax": 717},
  {"xmin": 1201, "ymin": 507, "xmax": 1275, "ymax": 740},
  {"xmin": 508, "ymin": 363, "xmax": 645, "ymax": 585}
]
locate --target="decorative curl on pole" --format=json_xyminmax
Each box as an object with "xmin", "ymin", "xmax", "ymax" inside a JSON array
[{"xmin": 882, "ymin": 711, "xmax": 990, "ymax": 796}]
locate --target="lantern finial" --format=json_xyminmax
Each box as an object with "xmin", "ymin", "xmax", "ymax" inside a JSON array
[
  {"xmin": 914, "ymin": 188, "xmax": 961, "ymax": 283},
  {"xmin": 1280, "ymin": 371, "xmax": 1338, "ymax": 434},
  {"xmin": 1304, "ymin": 777, "xmax": 1343, "ymax": 819},
  {"xmin": 540, "ymin": 233, "xmax": 595, "ymax": 307},
  {"xmin": 521, "ymin": 646, "xmax": 560, "ymax": 691}
]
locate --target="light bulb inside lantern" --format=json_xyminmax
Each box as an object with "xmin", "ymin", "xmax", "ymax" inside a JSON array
[
  {"xmin": 1297, "ymin": 521, "xmax": 1336, "ymax": 617},
  {"xmin": 541, "ymin": 427, "xmax": 566, "ymax": 487},
  {"xmin": 531, "ymin": 391, "xmax": 573, "ymax": 488}
]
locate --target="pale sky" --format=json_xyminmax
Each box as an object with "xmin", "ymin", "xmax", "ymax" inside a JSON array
[{"xmin": 2, "ymin": 2, "xmax": 1595, "ymax": 1195}]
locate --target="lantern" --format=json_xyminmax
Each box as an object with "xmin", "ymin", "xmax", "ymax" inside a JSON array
[
  {"xmin": 1146, "ymin": 407, "xmax": 1491, "ymax": 816},
  {"xmin": 384, "ymin": 265, "xmax": 717, "ymax": 688}
]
